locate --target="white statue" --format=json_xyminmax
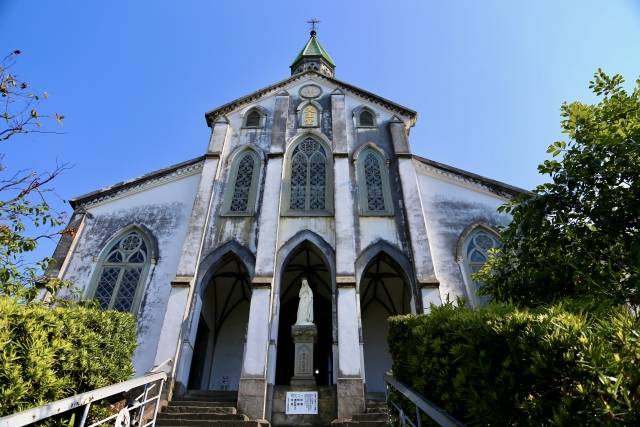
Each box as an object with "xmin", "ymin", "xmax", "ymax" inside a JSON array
[{"xmin": 295, "ymin": 278, "xmax": 314, "ymax": 325}]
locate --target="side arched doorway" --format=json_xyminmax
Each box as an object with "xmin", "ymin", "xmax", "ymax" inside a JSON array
[
  {"xmin": 275, "ymin": 241, "xmax": 334, "ymax": 386},
  {"xmin": 359, "ymin": 252, "xmax": 412, "ymax": 393},
  {"xmin": 187, "ymin": 252, "xmax": 251, "ymax": 391}
]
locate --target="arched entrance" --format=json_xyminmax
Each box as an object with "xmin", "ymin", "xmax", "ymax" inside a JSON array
[
  {"xmin": 275, "ymin": 241, "xmax": 334, "ymax": 386},
  {"xmin": 187, "ymin": 252, "xmax": 251, "ymax": 390},
  {"xmin": 359, "ymin": 251, "xmax": 412, "ymax": 393}
]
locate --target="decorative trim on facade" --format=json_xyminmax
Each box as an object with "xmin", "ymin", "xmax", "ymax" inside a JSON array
[
  {"xmin": 336, "ymin": 276, "xmax": 356, "ymax": 287},
  {"xmin": 416, "ymin": 275, "xmax": 440, "ymax": 286},
  {"xmin": 413, "ymin": 156, "xmax": 526, "ymax": 200},
  {"xmin": 204, "ymin": 71, "xmax": 416, "ymax": 127},
  {"xmin": 251, "ymin": 276, "xmax": 273, "ymax": 287},
  {"xmin": 171, "ymin": 276, "xmax": 193, "ymax": 287},
  {"xmin": 419, "ymin": 281, "xmax": 440, "ymax": 288},
  {"xmin": 71, "ymin": 158, "xmax": 205, "ymax": 210}
]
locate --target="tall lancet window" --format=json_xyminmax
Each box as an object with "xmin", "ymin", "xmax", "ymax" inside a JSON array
[
  {"xmin": 286, "ymin": 137, "xmax": 332, "ymax": 214},
  {"xmin": 459, "ymin": 226, "xmax": 501, "ymax": 307},
  {"xmin": 222, "ymin": 149, "xmax": 261, "ymax": 215},
  {"xmin": 356, "ymin": 146, "xmax": 393, "ymax": 215},
  {"xmin": 90, "ymin": 230, "xmax": 151, "ymax": 313}
]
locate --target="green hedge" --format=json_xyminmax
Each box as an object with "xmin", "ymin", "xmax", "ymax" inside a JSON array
[
  {"xmin": 388, "ymin": 302, "xmax": 640, "ymax": 425},
  {"xmin": 0, "ymin": 296, "xmax": 137, "ymax": 417}
]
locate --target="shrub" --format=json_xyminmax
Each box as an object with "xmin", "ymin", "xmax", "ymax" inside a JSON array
[
  {"xmin": 0, "ymin": 296, "xmax": 137, "ymax": 417},
  {"xmin": 388, "ymin": 302, "xmax": 640, "ymax": 425}
]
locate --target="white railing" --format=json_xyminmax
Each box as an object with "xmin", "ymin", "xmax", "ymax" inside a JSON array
[
  {"xmin": 0, "ymin": 370, "xmax": 168, "ymax": 427},
  {"xmin": 384, "ymin": 373, "xmax": 465, "ymax": 427}
]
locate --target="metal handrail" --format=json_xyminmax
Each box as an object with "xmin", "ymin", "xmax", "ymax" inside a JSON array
[
  {"xmin": 384, "ymin": 373, "xmax": 465, "ymax": 427},
  {"xmin": 149, "ymin": 358, "xmax": 173, "ymax": 374},
  {"xmin": 0, "ymin": 371, "xmax": 167, "ymax": 427}
]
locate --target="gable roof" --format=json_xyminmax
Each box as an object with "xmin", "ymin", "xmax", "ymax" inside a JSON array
[
  {"xmin": 413, "ymin": 155, "xmax": 528, "ymax": 198},
  {"xmin": 204, "ymin": 70, "xmax": 417, "ymax": 127},
  {"xmin": 68, "ymin": 156, "xmax": 205, "ymax": 209}
]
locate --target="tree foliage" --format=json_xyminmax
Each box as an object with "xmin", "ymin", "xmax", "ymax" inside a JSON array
[
  {"xmin": 0, "ymin": 50, "xmax": 71, "ymax": 302},
  {"xmin": 477, "ymin": 70, "xmax": 640, "ymax": 306}
]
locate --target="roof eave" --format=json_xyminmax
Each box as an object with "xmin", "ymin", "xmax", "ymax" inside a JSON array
[
  {"xmin": 204, "ymin": 71, "xmax": 417, "ymax": 127},
  {"xmin": 413, "ymin": 154, "xmax": 529, "ymax": 198},
  {"xmin": 68, "ymin": 155, "xmax": 206, "ymax": 210}
]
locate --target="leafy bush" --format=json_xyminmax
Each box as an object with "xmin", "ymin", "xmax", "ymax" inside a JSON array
[
  {"xmin": 0, "ymin": 297, "xmax": 137, "ymax": 417},
  {"xmin": 388, "ymin": 302, "xmax": 640, "ymax": 425}
]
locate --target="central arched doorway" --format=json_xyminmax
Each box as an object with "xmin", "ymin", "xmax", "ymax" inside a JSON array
[
  {"xmin": 187, "ymin": 252, "xmax": 251, "ymax": 391},
  {"xmin": 359, "ymin": 251, "xmax": 412, "ymax": 393},
  {"xmin": 275, "ymin": 241, "xmax": 334, "ymax": 386}
]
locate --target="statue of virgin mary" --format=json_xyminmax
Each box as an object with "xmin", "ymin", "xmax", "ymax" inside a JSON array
[{"xmin": 295, "ymin": 278, "xmax": 314, "ymax": 325}]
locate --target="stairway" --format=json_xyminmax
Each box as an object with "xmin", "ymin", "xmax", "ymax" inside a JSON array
[
  {"xmin": 331, "ymin": 393, "xmax": 388, "ymax": 426},
  {"xmin": 157, "ymin": 390, "xmax": 270, "ymax": 426}
]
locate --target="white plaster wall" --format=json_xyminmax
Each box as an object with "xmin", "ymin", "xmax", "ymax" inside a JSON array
[
  {"xmin": 358, "ymin": 217, "xmax": 400, "ymax": 252},
  {"xmin": 415, "ymin": 170, "xmax": 510, "ymax": 303},
  {"xmin": 277, "ymin": 217, "xmax": 336, "ymax": 250},
  {"xmin": 63, "ymin": 172, "xmax": 201, "ymax": 374}
]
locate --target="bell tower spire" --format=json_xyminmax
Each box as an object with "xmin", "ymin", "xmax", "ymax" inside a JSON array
[{"xmin": 290, "ymin": 19, "xmax": 336, "ymax": 77}]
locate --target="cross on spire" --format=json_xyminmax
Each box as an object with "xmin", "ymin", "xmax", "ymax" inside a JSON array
[{"xmin": 307, "ymin": 18, "xmax": 320, "ymax": 36}]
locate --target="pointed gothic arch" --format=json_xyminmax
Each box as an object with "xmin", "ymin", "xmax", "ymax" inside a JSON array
[
  {"xmin": 353, "ymin": 106, "xmax": 378, "ymax": 128},
  {"xmin": 221, "ymin": 145, "xmax": 263, "ymax": 216},
  {"xmin": 86, "ymin": 224, "xmax": 158, "ymax": 314},
  {"xmin": 296, "ymin": 100, "xmax": 323, "ymax": 128},
  {"xmin": 268, "ymin": 230, "xmax": 336, "ymax": 386},
  {"xmin": 181, "ymin": 240, "xmax": 255, "ymax": 391},
  {"xmin": 356, "ymin": 240, "xmax": 414, "ymax": 393},
  {"xmin": 456, "ymin": 223, "xmax": 501, "ymax": 308},
  {"xmin": 241, "ymin": 105, "xmax": 268, "ymax": 129},
  {"xmin": 281, "ymin": 134, "xmax": 334, "ymax": 216},
  {"xmin": 353, "ymin": 143, "xmax": 394, "ymax": 216}
]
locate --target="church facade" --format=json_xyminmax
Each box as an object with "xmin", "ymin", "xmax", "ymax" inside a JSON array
[{"xmin": 48, "ymin": 31, "xmax": 523, "ymax": 421}]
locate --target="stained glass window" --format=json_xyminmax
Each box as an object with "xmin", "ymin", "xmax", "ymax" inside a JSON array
[
  {"xmin": 357, "ymin": 147, "xmax": 392, "ymax": 215},
  {"xmin": 364, "ymin": 152, "xmax": 385, "ymax": 211},
  {"xmin": 463, "ymin": 228, "xmax": 500, "ymax": 305},
  {"xmin": 289, "ymin": 138, "xmax": 327, "ymax": 211},
  {"xmin": 229, "ymin": 153, "xmax": 257, "ymax": 212},
  {"xmin": 92, "ymin": 231, "xmax": 149, "ymax": 312}
]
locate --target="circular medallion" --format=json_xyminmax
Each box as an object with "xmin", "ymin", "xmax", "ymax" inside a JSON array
[{"xmin": 299, "ymin": 84, "xmax": 322, "ymax": 99}]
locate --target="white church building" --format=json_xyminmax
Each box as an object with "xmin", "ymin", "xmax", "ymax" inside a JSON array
[{"xmin": 48, "ymin": 29, "xmax": 523, "ymax": 422}]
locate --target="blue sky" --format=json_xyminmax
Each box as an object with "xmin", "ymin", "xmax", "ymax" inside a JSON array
[{"xmin": 1, "ymin": 0, "xmax": 639, "ymax": 261}]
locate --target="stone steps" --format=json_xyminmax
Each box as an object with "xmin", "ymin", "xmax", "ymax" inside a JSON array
[
  {"xmin": 157, "ymin": 412, "xmax": 248, "ymax": 423},
  {"xmin": 156, "ymin": 422, "xmax": 268, "ymax": 427},
  {"xmin": 158, "ymin": 389, "xmax": 268, "ymax": 427},
  {"xmin": 180, "ymin": 391, "xmax": 238, "ymax": 402},
  {"xmin": 169, "ymin": 400, "xmax": 237, "ymax": 407},
  {"xmin": 330, "ymin": 394, "xmax": 389, "ymax": 426},
  {"xmin": 164, "ymin": 405, "xmax": 237, "ymax": 414}
]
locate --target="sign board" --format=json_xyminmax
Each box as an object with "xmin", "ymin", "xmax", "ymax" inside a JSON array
[{"xmin": 285, "ymin": 391, "xmax": 318, "ymax": 415}]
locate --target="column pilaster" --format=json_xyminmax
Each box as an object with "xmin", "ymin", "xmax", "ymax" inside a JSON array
[
  {"xmin": 390, "ymin": 118, "xmax": 441, "ymax": 301},
  {"xmin": 332, "ymin": 90, "xmax": 365, "ymax": 418},
  {"xmin": 154, "ymin": 117, "xmax": 228, "ymax": 396},
  {"xmin": 238, "ymin": 93, "xmax": 289, "ymax": 420}
]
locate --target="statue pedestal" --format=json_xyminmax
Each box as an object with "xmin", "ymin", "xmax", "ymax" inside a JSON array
[{"xmin": 290, "ymin": 324, "xmax": 317, "ymax": 386}]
